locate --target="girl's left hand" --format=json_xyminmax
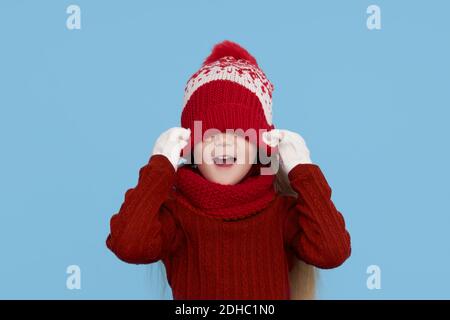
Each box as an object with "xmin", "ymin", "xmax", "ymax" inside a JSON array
[{"xmin": 262, "ymin": 129, "xmax": 312, "ymax": 174}]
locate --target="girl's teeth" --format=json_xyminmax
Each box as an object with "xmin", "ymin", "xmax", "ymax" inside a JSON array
[{"xmin": 213, "ymin": 156, "xmax": 235, "ymax": 164}]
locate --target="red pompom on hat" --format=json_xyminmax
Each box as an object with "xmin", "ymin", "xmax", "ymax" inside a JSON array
[
  {"xmin": 180, "ymin": 40, "xmax": 275, "ymax": 158},
  {"xmin": 202, "ymin": 40, "xmax": 259, "ymax": 66}
]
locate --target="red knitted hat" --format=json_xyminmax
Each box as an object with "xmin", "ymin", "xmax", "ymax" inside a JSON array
[{"xmin": 180, "ymin": 40, "xmax": 275, "ymax": 157}]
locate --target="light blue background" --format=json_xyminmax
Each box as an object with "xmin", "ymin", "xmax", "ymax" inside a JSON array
[{"xmin": 1, "ymin": 0, "xmax": 449, "ymax": 299}]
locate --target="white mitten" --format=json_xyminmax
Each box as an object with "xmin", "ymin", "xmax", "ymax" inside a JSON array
[
  {"xmin": 152, "ymin": 127, "xmax": 191, "ymax": 171},
  {"xmin": 262, "ymin": 129, "xmax": 312, "ymax": 174}
]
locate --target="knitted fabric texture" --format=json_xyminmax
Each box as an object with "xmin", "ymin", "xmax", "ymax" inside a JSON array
[
  {"xmin": 106, "ymin": 155, "xmax": 352, "ymax": 299},
  {"xmin": 181, "ymin": 40, "xmax": 275, "ymax": 155},
  {"xmin": 174, "ymin": 164, "xmax": 276, "ymax": 219}
]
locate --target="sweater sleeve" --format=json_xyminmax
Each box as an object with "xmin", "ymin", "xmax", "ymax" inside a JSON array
[
  {"xmin": 283, "ymin": 163, "xmax": 351, "ymax": 269},
  {"xmin": 106, "ymin": 154, "xmax": 182, "ymax": 264}
]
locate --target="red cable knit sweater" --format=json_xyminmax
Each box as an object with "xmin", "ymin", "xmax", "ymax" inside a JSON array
[{"xmin": 106, "ymin": 155, "xmax": 351, "ymax": 299}]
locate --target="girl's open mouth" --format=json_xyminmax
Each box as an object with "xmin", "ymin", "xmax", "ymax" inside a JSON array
[{"xmin": 212, "ymin": 155, "xmax": 237, "ymax": 167}]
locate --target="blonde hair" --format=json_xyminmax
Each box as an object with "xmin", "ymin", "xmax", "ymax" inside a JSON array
[{"xmin": 274, "ymin": 166, "xmax": 317, "ymax": 300}]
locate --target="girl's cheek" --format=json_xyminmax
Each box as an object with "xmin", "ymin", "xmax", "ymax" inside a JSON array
[{"xmin": 193, "ymin": 143, "xmax": 205, "ymax": 164}]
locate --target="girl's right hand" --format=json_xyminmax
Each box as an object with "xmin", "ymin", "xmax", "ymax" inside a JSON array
[{"xmin": 152, "ymin": 127, "xmax": 191, "ymax": 171}]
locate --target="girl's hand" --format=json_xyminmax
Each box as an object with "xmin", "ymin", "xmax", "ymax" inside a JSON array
[
  {"xmin": 262, "ymin": 129, "xmax": 312, "ymax": 174},
  {"xmin": 152, "ymin": 127, "xmax": 191, "ymax": 171}
]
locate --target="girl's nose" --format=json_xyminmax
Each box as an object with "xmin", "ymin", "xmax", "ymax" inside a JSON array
[{"xmin": 213, "ymin": 134, "xmax": 233, "ymax": 147}]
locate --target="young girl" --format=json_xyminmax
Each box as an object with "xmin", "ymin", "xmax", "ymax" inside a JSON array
[{"xmin": 106, "ymin": 41, "xmax": 351, "ymax": 300}]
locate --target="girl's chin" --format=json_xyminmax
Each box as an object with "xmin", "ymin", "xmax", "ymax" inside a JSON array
[{"xmin": 209, "ymin": 170, "xmax": 241, "ymax": 185}]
